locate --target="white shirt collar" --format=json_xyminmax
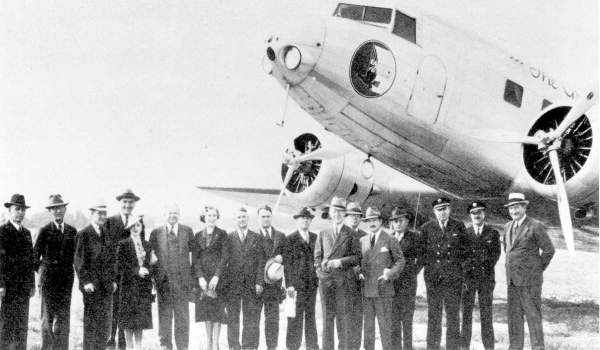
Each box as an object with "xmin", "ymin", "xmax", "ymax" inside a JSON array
[
  {"xmin": 91, "ymin": 222, "xmax": 101, "ymax": 235},
  {"xmin": 472, "ymin": 222, "xmax": 484, "ymax": 234},
  {"xmin": 9, "ymin": 220, "xmax": 21, "ymax": 231},
  {"xmin": 54, "ymin": 221, "xmax": 64, "ymax": 231},
  {"xmin": 438, "ymin": 219, "xmax": 448, "ymax": 230},
  {"xmin": 394, "ymin": 230, "xmax": 405, "ymax": 241},
  {"xmin": 262, "ymin": 226, "xmax": 272, "ymax": 237},
  {"xmin": 298, "ymin": 229, "xmax": 309, "ymax": 241},
  {"xmin": 370, "ymin": 228, "xmax": 383, "ymax": 242},
  {"xmin": 516, "ymin": 215, "xmax": 527, "ymax": 227},
  {"xmin": 166, "ymin": 223, "xmax": 179, "ymax": 234},
  {"xmin": 121, "ymin": 212, "xmax": 131, "ymax": 225}
]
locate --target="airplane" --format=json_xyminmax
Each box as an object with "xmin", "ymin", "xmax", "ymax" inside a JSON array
[{"xmin": 199, "ymin": 0, "xmax": 598, "ymax": 253}]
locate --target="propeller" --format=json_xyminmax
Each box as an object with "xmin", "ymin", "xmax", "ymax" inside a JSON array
[
  {"xmin": 272, "ymin": 146, "xmax": 346, "ymax": 214},
  {"xmin": 467, "ymin": 90, "xmax": 597, "ymax": 254}
]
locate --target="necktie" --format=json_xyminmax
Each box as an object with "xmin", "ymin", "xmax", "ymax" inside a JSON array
[
  {"xmin": 240, "ymin": 230, "xmax": 245, "ymax": 242},
  {"xmin": 332, "ymin": 225, "xmax": 338, "ymax": 242},
  {"xmin": 124, "ymin": 214, "xmax": 129, "ymax": 228},
  {"xmin": 510, "ymin": 222, "xmax": 517, "ymax": 244},
  {"xmin": 370, "ymin": 234, "xmax": 376, "ymax": 248}
]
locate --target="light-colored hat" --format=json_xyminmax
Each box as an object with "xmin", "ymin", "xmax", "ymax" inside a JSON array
[
  {"xmin": 329, "ymin": 197, "xmax": 346, "ymax": 211},
  {"xmin": 89, "ymin": 202, "xmax": 108, "ymax": 213},
  {"xmin": 264, "ymin": 259, "xmax": 284, "ymax": 284},
  {"xmin": 504, "ymin": 193, "xmax": 529, "ymax": 207},
  {"xmin": 46, "ymin": 194, "xmax": 69, "ymax": 209},
  {"xmin": 362, "ymin": 207, "xmax": 381, "ymax": 221},
  {"xmin": 345, "ymin": 202, "xmax": 363, "ymax": 217}
]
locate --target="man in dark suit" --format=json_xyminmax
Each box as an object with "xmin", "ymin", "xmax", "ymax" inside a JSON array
[
  {"xmin": 256, "ymin": 205, "xmax": 286, "ymax": 350},
  {"xmin": 389, "ymin": 207, "xmax": 423, "ymax": 350},
  {"xmin": 148, "ymin": 204, "xmax": 195, "ymax": 350},
  {"xmin": 314, "ymin": 197, "xmax": 360, "ymax": 350},
  {"xmin": 0, "ymin": 194, "xmax": 36, "ymax": 350},
  {"xmin": 359, "ymin": 207, "xmax": 405, "ymax": 350},
  {"xmin": 34, "ymin": 194, "xmax": 78, "ymax": 350},
  {"xmin": 343, "ymin": 202, "xmax": 366, "ymax": 350},
  {"xmin": 503, "ymin": 193, "xmax": 554, "ymax": 350},
  {"xmin": 460, "ymin": 202, "xmax": 500, "ymax": 350},
  {"xmin": 74, "ymin": 203, "xmax": 118, "ymax": 350},
  {"xmin": 224, "ymin": 207, "xmax": 266, "ymax": 350},
  {"xmin": 284, "ymin": 207, "xmax": 319, "ymax": 350},
  {"xmin": 106, "ymin": 189, "xmax": 140, "ymax": 350},
  {"xmin": 420, "ymin": 197, "xmax": 470, "ymax": 350}
]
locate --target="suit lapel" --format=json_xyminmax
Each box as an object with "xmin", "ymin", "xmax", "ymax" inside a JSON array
[
  {"xmin": 511, "ymin": 218, "xmax": 530, "ymax": 247},
  {"xmin": 328, "ymin": 226, "xmax": 349, "ymax": 259}
]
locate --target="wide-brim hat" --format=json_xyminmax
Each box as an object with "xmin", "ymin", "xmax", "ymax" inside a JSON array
[
  {"xmin": 389, "ymin": 207, "xmax": 413, "ymax": 221},
  {"xmin": 432, "ymin": 197, "xmax": 451, "ymax": 210},
  {"xmin": 45, "ymin": 194, "xmax": 69, "ymax": 209},
  {"xmin": 504, "ymin": 193, "xmax": 529, "ymax": 207},
  {"xmin": 264, "ymin": 259, "xmax": 284, "ymax": 284},
  {"xmin": 345, "ymin": 202, "xmax": 363, "ymax": 216},
  {"xmin": 467, "ymin": 201, "xmax": 486, "ymax": 213},
  {"xmin": 4, "ymin": 194, "xmax": 30, "ymax": 209},
  {"xmin": 116, "ymin": 189, "xmax": 140, "ymax": 202},
  {"xmin": 293, "ymin": 207, "xmax": 315, "ymax": 219},
  {"xmin": 329, "ymin": 196, "xmax": 346, "ymax": 211},
  {"xmin": 362, "ymin": 207, "xmax": 381, "ymax": 221}
]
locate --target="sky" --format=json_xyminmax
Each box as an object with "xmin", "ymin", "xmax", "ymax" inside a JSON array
[{"xmin": 0, "ymin": 0, "xmax": 597, "ymax": 221}]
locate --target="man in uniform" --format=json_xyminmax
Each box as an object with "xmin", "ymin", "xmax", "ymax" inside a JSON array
[
  {"xmin": 149, "ymin": 204, "xmax": 195, "ymax": 350},
  {"xmin": 106, "ymin": 189, "xmax": 140, "ymax": 350},
  {"xmin": 389, "ymin": 207, "xmax": 423, "ymax": 350},
  {"xmin": 74, "ymin": 202, "xmax": 117, "ymax": 350},
  {"xmin": 343, "ymin": 202, "xmax": 366, "ymax": 350},
  {"xmin": 420, "ymin": 197, "xmax": 469, "ymax": 350},
  {"xmin": 284, "ymin": 207, "xmax": 319, "ymax": 350},
  {"xmin": 257, "ymin": 205, "xmax": 287, "ymax": 350},
  {"xmin": 34, "ymin": 194, "xmax": 78, "ymax": 350},
  {"xmin": 503, "ymin": 193, "xmax": 554, "ymax": 350},
  {"xmin": 224, "ymin": 207, "xmax": 266, "ymax": 350},
  {"xmin": 0, "ymin": 194, "xmax": 36, "ymax": 350},
  {"xmin": 460, "ymin": 202, "xmax": 500, "ymax": 350},
  {"xmin": 359, "ymin": 207, "xmax": 405, "ymax": 350}
]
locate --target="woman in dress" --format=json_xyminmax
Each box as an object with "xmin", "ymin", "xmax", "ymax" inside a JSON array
[
  {"xmin": 193, "ymin": 206, "xmax": 229, "ymax": 350},
  {"xmin": 115, "ymin": 216, "xmax": 154, "ymax": 350}
]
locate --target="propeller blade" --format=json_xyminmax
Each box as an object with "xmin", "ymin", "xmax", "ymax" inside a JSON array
[
  {"xmin": 551, "ymin": 90, "xmax": 597, "ymax": 139},
  {"xmin": 292, "ymin": 147, "xmax": 344, "ymax": 163},
  {"xmin": 548, "ymin": 149, "xmax": 575, "ymax": 254},
  {"xmin": 273, "ymin": 163, "xmax": 298, "ymax": 214}
]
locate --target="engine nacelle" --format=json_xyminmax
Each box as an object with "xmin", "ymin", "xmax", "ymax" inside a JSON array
[
  {"xmin": 521, "ymin": 105, "xmax": 598, "ymax": 211},
  {"xmin": 280, "ymin": 133, "xmax": 374, "ymax": 207}
]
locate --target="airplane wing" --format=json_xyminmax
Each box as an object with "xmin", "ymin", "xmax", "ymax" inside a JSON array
[{"xmin": 196, "ymin": 186, "xmax": 299, "ymax": 213}]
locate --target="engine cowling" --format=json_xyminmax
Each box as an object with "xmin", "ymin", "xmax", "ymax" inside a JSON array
[
  {"xmin": 279, "ymin": 133, "xmax": 375, "ymax": 207},
  {"xmin": 522, "ymin": 105, "xmax": 598, "ymax": 212}
]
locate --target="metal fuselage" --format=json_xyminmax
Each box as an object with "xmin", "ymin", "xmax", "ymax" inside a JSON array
[{"xmin": 266, "ymin": 0, "xmax": 598, "ymax": 218}]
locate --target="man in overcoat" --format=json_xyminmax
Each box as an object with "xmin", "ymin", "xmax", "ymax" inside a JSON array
[
  {"xmin": 0, "ymin": 194, "xmax": 36, "ymax": 350},
  {"xmin": 34, "ymin": 194, "xmax": 78, "ymax": 350}
]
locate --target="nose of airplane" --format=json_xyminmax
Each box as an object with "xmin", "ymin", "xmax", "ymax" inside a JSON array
[{"xmin": 264, "ymin": 17, "xmax": 325, "ymax": 85}]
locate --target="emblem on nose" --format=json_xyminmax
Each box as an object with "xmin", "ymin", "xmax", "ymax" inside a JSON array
[{"xmin": 350, "ymin": 41, "xmax": 396, "ymax": 98}]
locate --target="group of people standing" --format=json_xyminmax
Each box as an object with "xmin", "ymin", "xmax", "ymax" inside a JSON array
[{"xmin": 0, "ymin": 188, "xmax": 555, "ymax": 350}]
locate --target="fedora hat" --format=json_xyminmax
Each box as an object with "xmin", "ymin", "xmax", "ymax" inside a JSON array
[
  {"xmin": 293, "ymin": 207, "xmax": 314, "ymax": 219},
  {"xmin": 89, "ymin": 202, "xmax": 108, "ymax": 213},
  {"xmin": 467, "ymin": 201, "xmax": 486, "ymax": 214},
  {"xmin": 362, "ymin": 207, "xmax": 381, "ymax": 221},
  {"xmin": 46, "ymin": 194, "xmax": 69, "ymax": 209},
  {"xmin": 389, "ymin": 207, "xmax": 413, "ymax": 221},
  {"xmin": 432, "ymin": 197, "xmax": 451, "ymax": 210},
  {"xmin": 264, "ymin": 258, "xmax": 284, "ymax": 284},
  {"xmin": 4, "ymin": 194, "xmax": 30, "ymax": 209},
  {"xmin": 504, "ymin": 193, "xmax": 529, "ymax": 207},
  {"xmin": 345, "ymin": 202, "xmax": 363, "ymax": 217},
  {"xmin": 329, "ymin": 197, "xmax": 346, "ymax": 211},
  {"xmin": 116, "ymin": 189, "xmax": 140, "ymax": 202}
]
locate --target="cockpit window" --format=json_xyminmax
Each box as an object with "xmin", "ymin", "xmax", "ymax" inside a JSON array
[
  {"xmin": 334, "ymin": 4, "xmax": 364, "ymax": 20},
  {"xmin": 364, "ymin": 7, "xmax": 393, "ymax": 24},
  {"xmin": 392, "ymin": 11, "xmax": 416, "ymax": 43},
  {"xmin": 334, "ymin": 3, "xmax": 392, "ymax": 24}
]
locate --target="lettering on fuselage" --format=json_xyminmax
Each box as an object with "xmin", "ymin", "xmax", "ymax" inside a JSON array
[
  {"xmin": 350, "ymin": 41, "xmax": 396, "ymax": 98},
  {"xmin": 510, "ymin": 56, "xmax": 577, "ymax": 100}
]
